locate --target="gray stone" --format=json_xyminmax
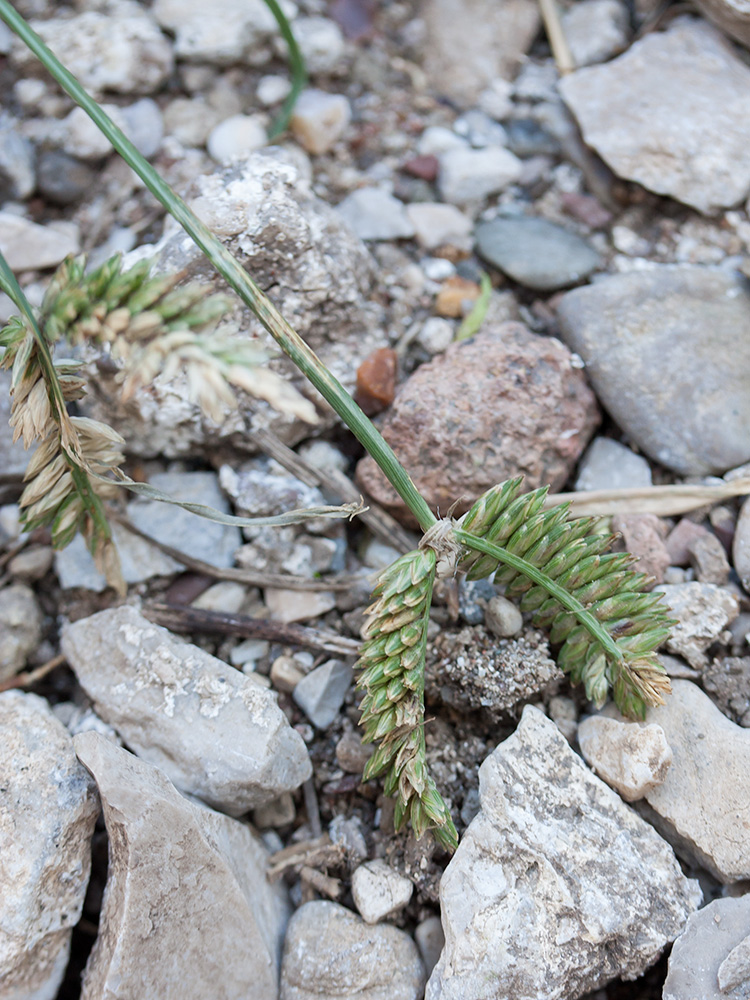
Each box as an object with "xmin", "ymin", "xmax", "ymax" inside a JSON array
[
  {"xmin": 559, "ymin": 19, "xmax": 750, "ymax": 214},
  {"xmin": 475, "ymin": 216, "xmax": 601, "ymax": 291},
  {"xmin": 484, "ymin": 594, "xmax": 524, "ymax": 638},
  {"xmin": 287, "ymin": 16, "xmax": 345, "ymax": 75},
  {"xmin": 453, "ymin": 110, "xmax": 509, "ymax": 148},
  {"xmin": 426, "ymin": 707, "xmax": 702, "ymax": 1000},
  {"xmin": 562, "ymin": 0, "xmax": 629, "ymax": 67},
  {"xmin": 664, "ymin": 895, "xmax": 750, "ymax": 1000},
  {"xmin": 36, "ymin": 150, "xmax": 96, "ymax": 205},
  {"xmin": 207, "ymin": 114, "xmax": 267, "ymax": 163},
  {"xmin": 695, "ymin": 0, "xmax": 750, "ymax": 47},
  {"xmin": 703, "ymin": 656, "xmax": 750, "ymax": 727},
  {"xmin": 735, "ymin": 496, "xmax": 750, "ymax": 593},
  {"xmin": 415, "ymin": 916, "xmax": 445, "ymax": 980},
  {"xmin": 0, "ymin": 114, "xmax": 35, "ymax": 201},
  {"xmin": 291, "ymin": 89, "xmax": 351, "ymax": 155},
  {"xmin": 557, "ymin": 266, "xmax": 750, "ymax": 475},
  {"xmin": 406, "ymin": 203, "xmax": 473, "ymax": 252},
  {"xmin": 417, "ymin": 316, "xmax": 455, "ymax": 354},
  {"xmin": 61, "ymin": 605, "xmax": 312, "ymax": 814},
  {"xmin": 265, "ymin": 588, "xmax": 337, "ymax": 624},
  {"xmin": 293, "ymin": 658, "xmax": 353, "ymax": 729},
  {"xmin": 0, "ymin": 210, "xmax": 80, "ymax": 270},
  {"xmin": 119, "ymin": 97, "xmax": 164, "ymax": 159},
  {"xmin": 633, "ymin": 680, "xmax": 750, "ymax": 881},
  {"xmin": 280, "ymin": 899, "xmax": 424, "ymax": 1000},
  {"xmin": 152, "ymin": 0, "xmax": 278, "ymax": 64},
  {"xmin": 336, "ymin": 188, "xmax": 415, "ymax": 242},
  {"xmin": 575, "ymin": 436, "xmax": 653, "ymax": 491},
  {"xmin": 74, "ymin": 731, "xmax": 290, "ymax": 1000},
  {"xmin": 351, "ymin": 860, "xmax": 414, "ymax": 924},
  {"xmin": 0, "ymin": 583, "xmax": 43, "ymax": 682},
  {"xmin": 438, "ymin": 146, "xmax": 522, "ymax": 205},
  {"xmin": 0, "ymin": 692, "xmax": 98, "ymax": 1000},
  {"xmin": 656, "ymin": 582, "xmax": 739, "ymax": 669},
  {"xmin": 0, "ymin": 371, "xmax": 29, "ymax": 481},
  {"xmin": 12, "ymin": 2, "xmax": 173, "ymax": 96},
  {"xmin": 688, "ymin": 531, "xmax": 731, "ymax": 585},
  {"xmin": 421, "ymin": 0, "xmax": 540, "ymax": 107},
  {"xmin": 577, "ymin": 715, "xmax": 672, "ymax": 801}
]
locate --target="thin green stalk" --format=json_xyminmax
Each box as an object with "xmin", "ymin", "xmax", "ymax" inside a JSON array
[
  {"xmin": 0, "ymin": 0, "xmax": 436, "ymax": 533},
  {"xmin": 453, "ymin": 527, "xmax": 626, "ymax": 668},
  {"xmin": 263, "ymin": 0, "xmax": 307, "ymax": 139}
]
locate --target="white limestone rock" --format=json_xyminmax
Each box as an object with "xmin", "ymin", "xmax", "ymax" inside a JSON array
[
  {"xmin": 575, "ymin": 436, "xmax": 653, "ymax": 491},
  {"xmin": 427, "ymin": 707, "xmax": 702, "ymax": 1000},
  {"xmin": 405, "ymin": 203, "xmax": 473, "ymax": 251},
  {"xmin": 663, "ymin": 895, "xmax": 750, "ymax": 1000},
  {"xmin": 11, "ymin": 1, "xmax": 173, "ymax": 96},
  {"xmin": 0, "ymin": 692, "xmax": 98, "ymax": 1000},
  {"xmin": 0, "ymin": 583, "xmax": 43, "ymax": 682},
  {"xmin": 562, "ymin": 0, "xmax": 629, "ymax": 67},
  {"xmin": 74, "ymin": 731, "xmax": 290, "ymax": 1000},
  {"xmin": 0, "ymin": 210, "xmax": 80, "ymax": 271},
  {"xmin": 577, "ymin": 715, "xmax": 672, "ymax": 801},
  {"xmin": 280, "ymin": 900, "xmax": 424, "ymax": 1000},
  {"xmin": 291, "ymin": 89, "xmax": 351, "ymax": 155},
  {"xmin": 437, "ymin": 146, "xmax": 522, "ymax": 206},
  {"xmin": 153, "ymin": 0, "xmax": 278, "ymax": 65},
  {"xmin": 336, "ymin": 188, "xmax": 415, "ymax": 242},
  {"xmin": 656, "ymin": 582, "xmax": 739, "ymax": 668},
  {"xmin": 61, "ymin": 605, "xmax": 312, "ymax": 815},
  {"xmin": 351, "ymin": 860, "xmax": 414, "ymax": 924},
  {"xmin": 635, "ymin": 680, "xmax": 750, "ymax": 883}
]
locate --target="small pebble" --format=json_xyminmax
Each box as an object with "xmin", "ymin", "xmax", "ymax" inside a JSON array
[
  {"xmin": 207, "ymin": 114, "xmax": 267, "ymax": 162},
  {"xmin": 415, "ymin": 915, "xmax": 445, "ymax": 977},
  {"xmin": 351, "ymin": 859, "xmax": 413, "ymax": 924},
  {"xmin": 417, "ymin": 316, "xmax": 454, "ymax": 354},
  {"xmin": 270, "ymin": 654, "xmax": 305, "ymax": 693},
  {"xmin": 253, "ymin": 791, "xmax": 296, "ymax": 829},
  {"xmin": 418, "ymin": 125, "xmax": 467, "ymax": 156},
  {"xmin": 355, "ymin": 347, "xmax": 398, "ymax": 416},
  {"xmin": 7, "ymin": 546, "xmax": 54, "ymax": 582},
  {"xmin": 293, "ymin": 658, "xmax": 353, "ymax": 728},
  {"xmin": 612, "ymin": 513, "xmax": 671, "ymax": 584},
  {"xmin": 229, "ymin": 639, "xmax": 269, "ymax": 669},
  {"xmin": 119, "ymin": 98, "xmax": 164, "ymax": 159},
  {"xmin": 335, "ymin": 727, "xmax": 373, "ymax": 773},
  {"xmin": 192, "ymin": 581, "xmax": 247, "ymax": 614},
  {"xmin": 476, "ymin": 78, "xmax": 514, "ymax": 120},
  {"xmin": 453, "ymin": 109, "xmax": 508, "ymax": 148},
  {"xmin": 406, "ymin": 202, "xmax": 472, "ymax": 251},
  {"xmin": 36, "ymin": 150, "xmax": 96, "ymax": 206},
  {"xmin": 288, "ymin": 16, "xmax": 345, "ymax": 75},
  {"xmin": 438, "ymin": 146, "xmax": 522, "ymax": 205},
  {"xmin": 329, "ymin": 814, "xmax": 368, "ymax": 861},
  {"xmin": 256, "ymin": 74, "xmax": 292, "ymax": 106},
  {"xmin": 575, "ymin": 437, "xmax": 653, "ymax": 491},
  {"xmin": 435, "ymin": 276, "xmax": 480, "ymax": 318},
  {"xmin": 264, "ymin": 588, "xmax": 336, "ymax": 623},
  {"xmin": 578, "ymin": 716, "xmax": 673, "ymax": 801},
  {"xmin": 688, "ymin": 532, "xmax": 731, "ymax": 586},
  {"xmin": 291, "ymin": 89, "xmax": 351, "ymax": 155},
  {"xmin": 734, "ymin": 496, "xmax": 750, "ymax": 593},
  {"xmin": 401, "ymin": 154, "xmax": 439, "ymax": 182},
  {"xmin": 336, "ymin": 187, "xmax": 414, "ymax": 242},
  {"xmin": 485, "ymin": 595, "xmax": 523, "ymax": 638},
  {"xmin": 548, "ymin": 695, "xmax": 578, "ymax": 743},
  {"xmin": 666, "ymin": 518, "xmax": 711, "ymax": 567}
]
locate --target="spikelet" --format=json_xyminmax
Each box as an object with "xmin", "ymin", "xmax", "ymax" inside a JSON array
[
  {"xmin": 455, "ymin": 478, "xmax": 674, "ymax": 719},
  {"xmin": 357, "ymin": 546, "xmax": 458, "ymax": 852}
]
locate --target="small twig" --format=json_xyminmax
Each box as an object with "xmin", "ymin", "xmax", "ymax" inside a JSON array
[
  {"xmin": 303, "ymin": 776, "xmax": 322, "ymax": 838},
  {"xmin": 111, "ymin": 511, "xmax": 358, "ymax": 592},
  {"xmin": 299, "ymin": 865, "xmax": 342, "ymax": 900},
  {"xmin": 267, "ymin": 834, "xmax": 344, "ymax": 880},
  {"xmin": 547, "ymin": 477, "xmax": 750, "ymax": 517},
  {"xmin": 538, "ymin": 0, "xmax": 575, "ymax": 74},
  {"xmin": 0, "ymin": 653, "xmax": 66, "ymax": 692},
  {"xmin": 144, "ymin": 603, "xmax": 361, "ymax": 656},
  {"xmin": 250, "ymin": 428, "xmax": 418, "ymax": 554}
]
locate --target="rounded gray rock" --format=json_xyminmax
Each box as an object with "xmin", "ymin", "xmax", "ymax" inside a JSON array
[
  {"xmin": 475, "ymin": 216, "xmax": 601, "ymax": 291},
  {"xmin": 664, "ymin": 894, "xmax": 750, "ymax": 1000},
  {"xmin": 556, "ymin": 266, "xmax": 750, "ymax": 475}
]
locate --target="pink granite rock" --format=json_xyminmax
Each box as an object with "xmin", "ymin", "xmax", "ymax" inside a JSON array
[{"xmin": 356, "ymin": 323, "xmax": 599, "ymax": 523}]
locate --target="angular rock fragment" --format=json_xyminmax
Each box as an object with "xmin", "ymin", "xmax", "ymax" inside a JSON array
[
  {"xmin": 636, "ymin": 680, "xmax": 750, "ymax": 882},
  {"xmin": 426, "ymin": 707, "xmax": 701, "ymax": 1000},
  {"xmin": 577, "ymin": 715, "xmax": 672, "ymax": 801},
  {"xmin": 74, "ymin": 732, "xmax": 289, "ymax": 1000},
  {"xmin": 356, "ymin": 323, "xmax": 599, "ymax": 522},
  {"xmin": 351, "ymin": 860, "xmax": 414, "ymax": 924},
  {"xmin": 61, "ymin": 605, "xmax": 311, "ymax": 815},
  {"xmin": 0, "ymin": 583, "xmax": 43, "ymax": 681},
  {"xmin": 280, "ymin": 900, "xmax": 424, "ymax": 1000},
  {"xmin": 656, "ymin": 582, "xmax": 739, "ymax": 669},
  {"xmin": 0, "ymin": 692, "xmax": 98, "ymax": 1000},
  {"xmin": 663, "ymin": 895, "xmax": 750, "ymax": 1000}
]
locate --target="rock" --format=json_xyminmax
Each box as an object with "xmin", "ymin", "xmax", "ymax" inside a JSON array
[
  {"xmin": 688, "ymin": 531, "xmax": 731, "ymax": 585},
  {"xmin": 291, "ymin": 89, "xmax": 351, "ymax": 155},
  {"xmin": 402, "ymin": 154, "xmax": 440, "ymax": 182},
  {"xmin": 351, "ymin": 860, "xmax": 414, "ymax": 924},
  {"xmin": 329, "ymin": 814, "xmax": 368, "ymax": 862},
  {"xmin": 61, "ymin": 605, "xmax": 312, "ymax": 814},
  {"xmin": 703, "ymin": 656, "xmax": 750, "ymax": 727},
  {"xmin": 418, "ymin": 126, "xmax": 467, "ymax": 157},
  {"xmin": 476, "ymin": 216, "xmax": 601, "ymax": 291},
  {"xmin": 626, "ymin": 680, "xmax": 750, "ymax": 882},
  {"xmin": 7, "ymin": 544, "xmax": 54, "ymax": 582},
  {"xmin": 735, "ymin": 496, "xmax": 750, "ymax": 593},
  {"xmin": 556, "ymin": 266, "xmax": 750, "ymax": 476},
  {"xmin": 152, "ymin": 0, "xmax": 278, "ymax": 64},
  {"xmin": 0, "ymin": 371, "xmax": 30, "ymax": 481},
  {"xmin": 454, "ymin": 110, "xmax": 508, "ymax": 148},
  {"xmin": 611, "ymin": 513, "xmax": 671, "ymax": 584},
  {"xmin": 415, "ymin": 916, "xmax": 445, "ymax": 979},
  {"xmin": 559, "ymin": 19, "xmax": 750, "ymax": 213},
  {"xmin": 426, "ymin": 707, "xmax": 702, "ymax": 1000},
  {"xmin": 663, "ymin": 895, "xmax": 750, "ymax": 1000},
  {"xmin": 271, "ymin": 655, "xmax": 306, "ymax": 693},
  {"xmin": 288, "ymin": 16, "xmax": 345, "ymax": 75},
  {"xmin": 355, "ymin": 347, "xmax": 398, "ymax": 415},
  {"xmin": 335, "ymin": 726, "xmax": 374, "ymax": 773},
  {"xmin": 0, "ymin": 692, "xmax": 98, "ymax": 1000},
  {"xmin": 86, "ymin": 148, "xmax": 380, "ymax": 457},
  {"xmin": 12, "ymin": 2, "xmax": 173, "ymax": 96},
  {"xmin": 549, "ymin": 694, "xmax": 578, "ymax": 743},
  {"xmin": 293, "ymin": 658, "xmax": 353, "ymax": 728},
  {"xmin": 74, "ymin": 731, "xmax": 290, "ymax": 1000},
  {"xmin": 417, "ymin": 316, "xmax": 455, "ymax": 354},
  {"xmin": 437, "ymin": 146, "xmax": 522, "ymax": 205},
  {"xmin": 207, "ymin": 114, "xmax": 268, "ymax": 162},
  {"xmin": 666, "ymin": 518, "xmax": 712, "ymax": 566},
  {"xmin": 163, "ymin": 96, "xmax": 221, "ymax": 147},
  {"xmin": 56, "ymin": 103, "xmax": 129, "ymax": 160},
  {"xmin": 0, "ymin": 210, "xmax": 80, "ymax": 270},
  {"xmin": 405, "ymin": 203, "xmax": 472, "ymax": 251},
  {"xmin": 356, "ymin": 323, "xmax": 599, "ymax": 521},
  {"xmin": 562, "ymin": 0, "xmax": 629, "ymax": 66},
  {"xmin": 280, "ymin": 899, "xmax": 424, "ymax": 1000},
  {"xmin": 574, "ymin": 436, "xmax": 653, "ymax": 491},
  {"xmin": 257, "ymin": 74, "xmax": 293, "ymax": 106},
  {"xmin": 221, "ymin": 458, "xmax": 326, "ymax": 518},
  {"xmin": 695, "ymin": 0, "xmax": 750, "ymax": 47},
  {"xmin": 656, "ymin": 582, "xmax": 739, "ymax": 669},
  {"xmin": 577, "ymin": 715, "xmax": 672, "ymax": 801},
  {"xmin": 336, "ymin": 187, "xmax": 415, "ymax": 242},
  {"xmin": 36, "ymin": 149, "xmax": 96, "ymax": 205},
  {"xmin": 425, "ymin": 626, "xmax": 561, "ymax": 717},
  {"xmin": 0, "ymin": 583, "xmax": 43, "ymax": 681},
  {"xmin": 119, "ymin": 97, "xmax": 164, "ymax": 159},
  {"xmin": 421, "ymin": 0, "xmax": 540, "ymax": 107},
  {"xmin": 265, "ymin": 589, "xmax": 337, "ymax": 623},
  {"xmin": 0, "ymin": 114, "xmax": 34, "ymax": 201},
  {"xmin": 435, "ymin": 276, "xmax": 480, "ymax": 318},
  {"xmin": 484, "ymin": 594, "xmax": 523, "ymax": 637}
]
